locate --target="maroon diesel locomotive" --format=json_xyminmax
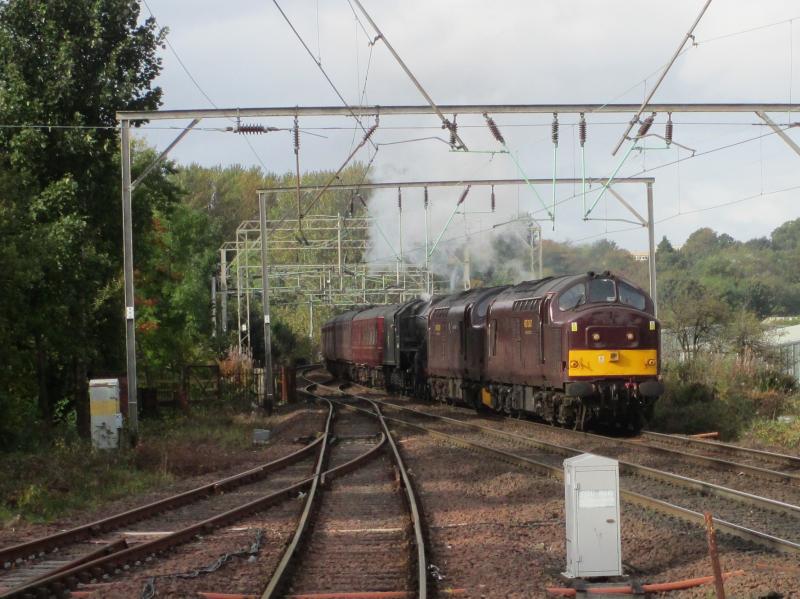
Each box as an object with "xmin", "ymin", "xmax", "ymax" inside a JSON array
[{"xmin": 321, "ymin": 272, "xmax": 663, "ymax": 431}]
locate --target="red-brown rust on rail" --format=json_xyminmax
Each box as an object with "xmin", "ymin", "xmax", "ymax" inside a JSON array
[
  {"xmin": 545, "ymin": 570, "xmax": 744, "ymax": 595},
  {"xmin": 282, "ymin": 379, "xmax": 428, "ymax": 599}
]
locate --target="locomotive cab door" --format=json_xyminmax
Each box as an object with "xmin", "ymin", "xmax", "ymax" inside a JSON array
[
  {"xmin": 538, "ymin": 296, "xmax": 549, "ymax": 364},
  {"xmin": 541, "ymin": 294, "xmax": 563, "ymax": 382}
]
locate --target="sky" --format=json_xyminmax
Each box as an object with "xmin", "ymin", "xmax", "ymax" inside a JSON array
[{"xmin": 137, "ymin": 1, "xmax": 800, "ymax": 262}]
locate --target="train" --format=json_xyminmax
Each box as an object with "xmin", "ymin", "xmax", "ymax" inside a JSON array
[{"xmin": 321, "ymin": 271, "xmax": 664, "ymax": 432}]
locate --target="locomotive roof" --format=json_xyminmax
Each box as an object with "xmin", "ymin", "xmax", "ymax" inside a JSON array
[
  {"xmin": 493, "ymin": 271, "xmax": 649, "ymax": 302},
  {"xmin": 432, "ymin": 286, "xmax": 505, "ymax": 311},
  {"xmin": 495, "ymin": 275, "xmax": 575, "ymax": 299}
]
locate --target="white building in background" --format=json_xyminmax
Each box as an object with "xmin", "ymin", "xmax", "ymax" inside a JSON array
[
  {"xmin": 768, "ymin": 324, "xmax": 800, "ymax": 381},
  {"xmin": 629, "ymin": 250, "xmax": 649, "ymax": 262}
]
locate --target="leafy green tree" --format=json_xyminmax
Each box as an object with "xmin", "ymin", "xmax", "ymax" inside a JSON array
[
  {"xmin": 660, "ymin": 279, "xmax": 730, "ymax": 359},
  {"xmin": 131, "ymin": 147, "xmax": 214, "ymax": 380},
  {"xmin": 0, "ymin": 0, "xmax": 166, "ymax": 442}
]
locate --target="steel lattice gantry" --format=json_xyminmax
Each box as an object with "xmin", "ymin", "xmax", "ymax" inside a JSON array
[{"xmin": 217, "ymin": 213, "xmax": 436, "ymax": 352}]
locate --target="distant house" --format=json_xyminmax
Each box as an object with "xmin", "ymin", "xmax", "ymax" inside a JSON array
[
  {"xmin": 629, "ymin": 250, "xmax": 649, "ymax": 262},
  {"xmin": 768, "ymin": 324, "xmax": 800, "ymax": 381}
]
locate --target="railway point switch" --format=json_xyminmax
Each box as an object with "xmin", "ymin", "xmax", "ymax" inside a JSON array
[
  {"xmin": 563, "ymin": 453, "xmax": 623, "ymax": 578},
  {"xmin": 89, "ymin": 378, "xmax": 123, "ymax": 450}
]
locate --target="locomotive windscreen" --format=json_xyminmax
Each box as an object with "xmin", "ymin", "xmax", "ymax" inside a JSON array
[
  {"xmin": 618, "ymin": 281, "xmax": 646, "ymax": 310},
  {"xmin": 587, "ymin": 278, "xmax": 616, "ymax": 303}
]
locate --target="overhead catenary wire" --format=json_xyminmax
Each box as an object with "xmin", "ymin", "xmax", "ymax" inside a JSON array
[
  {"xmin": 272, "ymin": 0, "xmax": 377, "ymax": 150},
  {"xmin": 359, "ymin": 178, "xmax": 800, "ymax": 269},
  {"xmin": 610, "ymin": 0, "xmax": 714, "ymax": 155},
  {"xmin": 140, "ymin": 0, "xmax": 273, "ymax": 171},
  {"xmin": 348, "ymin": 0, "xmax": 469, "ymax": 151},
  {"xmin": 356, "ymin": 120, "xmax": 800, "ymax": 263},
  {"xmin": 136, "ymin": 2, "xmax": 800, "ymax": 272}
]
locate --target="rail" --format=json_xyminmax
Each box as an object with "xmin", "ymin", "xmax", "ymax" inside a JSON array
[
  {"xmin": 0, "ymin": 402, "xmax": 335, "ymax": 599},
  {"xmin": 291, "ymin": 378, "xmax": 428, "ymax": 599},
  {"xmin": 0, "ymin": 436, "xmax": 323, "ymax": 567},
  {"xmin": 641, "ymin": 430, "xmax": 800, "ymax": 472},
  {"xmin": 316, "ymin": 380, "xmax": 800, "ymax": 556}
]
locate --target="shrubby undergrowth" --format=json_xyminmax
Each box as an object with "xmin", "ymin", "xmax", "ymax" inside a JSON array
[
  {"xmin": 0, "ymin": 405, "xmax": 274, "ymax": 524},
  {"xmin": 650, "ymin": 356, "xmax": 798, "ymax": 443}
]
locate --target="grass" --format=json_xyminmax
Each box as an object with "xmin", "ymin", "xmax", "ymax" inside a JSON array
[
  {"xmin": 742, "ymin": 394, "xmax": 800, "ymax": 451},
  {"xmin": 746, "ymin": 418, "xmax": 800, "ymax": 451},
  {"xmin": 0, "ymin": 404, "xmax": 277, "ymax": 526}
]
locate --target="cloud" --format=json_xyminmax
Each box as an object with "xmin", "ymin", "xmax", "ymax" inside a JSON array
[{"xmin": 139, "ymin": 0, "xmax": 800, "ymax": 252}]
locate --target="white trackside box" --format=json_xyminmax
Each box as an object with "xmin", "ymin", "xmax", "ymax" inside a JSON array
[
  {"xmin": 89, "ymin": 379, "xmax": 122, "ymax": 449},
  {"xmin": 563, "ymin": 453, "xmax": 622, "ymax": 578}
]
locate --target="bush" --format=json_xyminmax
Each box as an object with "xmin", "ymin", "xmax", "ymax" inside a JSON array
[
  {"xmin": 649, "ymin": 378, "xmax": 755, "ymax": 439},
  {"xmin": 650, "ymin": 356, "xmax": 777, "ymax": 439}
]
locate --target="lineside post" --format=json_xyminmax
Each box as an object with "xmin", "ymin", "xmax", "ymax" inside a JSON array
[
  {"xmin": 120, "ymin": 119, "xmax": 138, "ymax": 438},
  {"xmin": 258, "ymin": 192, "xmax": 275, "ymax": 413},
  {"xmin": 646, "ymin": 182, "xmax": 657, "ymax": 316}
]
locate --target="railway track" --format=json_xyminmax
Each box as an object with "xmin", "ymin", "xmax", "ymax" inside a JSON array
[
  {"xmin": 0, "ymin": 402, "xmax": 333, "ymax": 599},
  {"xmin": 506, "ymin": 420, "xmax": 800, "ymax": 498},
  {"xmin": 343, "ymin": 381, "xmax": 800, "ymax": 505},
  {"xmin": 310, "ymin": 376, "xmax": 800, "ymax": 556},
  {"xmin": 639, "ymin": 429, "xmax": 800, "ymax": 474},
  {"xmin": 262, "ymin": 382, "xmax": 427, "ymax": 599}
]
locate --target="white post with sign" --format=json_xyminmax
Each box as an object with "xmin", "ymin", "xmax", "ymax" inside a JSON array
[{"xmin": 563, "ymin": 453, "xmax": 622, "ymax": 578}]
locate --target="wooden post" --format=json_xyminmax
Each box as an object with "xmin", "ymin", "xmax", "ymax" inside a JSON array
[
  {"xmin": 704, "ymin": 512, "xmax": 726, "ymax": 599},
  {"xmin": 280, "ymin": 366, "xmax": 297, "ymax": 404}
]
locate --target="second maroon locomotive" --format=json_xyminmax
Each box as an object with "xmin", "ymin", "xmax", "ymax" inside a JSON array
[{"xmin": 322, "ymin": 272, "xmax": 663, "ymax": 431}]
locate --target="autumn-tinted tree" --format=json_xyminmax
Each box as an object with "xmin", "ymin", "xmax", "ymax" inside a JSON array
[{"xmin": 0, "ymin": 0, "xmax": 166, "ymax": 443}]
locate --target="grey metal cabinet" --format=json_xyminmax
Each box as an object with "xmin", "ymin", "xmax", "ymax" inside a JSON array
[{"xmin": 563, "ymin": 453, "xmax": 622, "ymax": 578}]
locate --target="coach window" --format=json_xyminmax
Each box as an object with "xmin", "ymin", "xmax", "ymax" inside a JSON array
[{"xmin": 619, "ymin": 281, "xmax": 646, "ymax": 310}]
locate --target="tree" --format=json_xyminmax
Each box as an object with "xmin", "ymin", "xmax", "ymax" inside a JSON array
[
  {"xmin": 0, "ymin": 0, "xmax": 166, "ymax": 441},
  {"xmin": 771, "ymin": 218, "xmax": 800, "ymax": 251},
  {"xmin": 660, "ymin": 279, "xmax": 730, "ymax": 359}
]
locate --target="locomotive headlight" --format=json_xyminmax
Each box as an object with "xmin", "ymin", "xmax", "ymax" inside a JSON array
[
  {"xmin": 569, "ymin": 360, "xmax": 579, "ymax": 369},
  {"xmin": 626, "ymin": 332, "xmax": 635, "ymax": 341},
  {"xmin": 591, "ymin": 332, "xmax": 601, "ymax": 341},
  {"xmin": 647, "ymin": 358, "xmax": 656, "ymax": 366}
]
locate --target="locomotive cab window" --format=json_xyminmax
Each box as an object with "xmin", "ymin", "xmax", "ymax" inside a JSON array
[
  {"xmin": 619, "ymin": 281, "xmax": 646, "ymax": 310},
  {"xmin": 588, "ymin": 278, "xmax": 617, "ymax": 303},
  {"xmin": 558, "ymin": 284, "xmax": 586, "ymax": 311}
]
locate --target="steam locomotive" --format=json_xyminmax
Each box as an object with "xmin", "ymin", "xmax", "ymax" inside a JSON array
[{"xmin": 321, "ymin": 272, "xmax": 663, "ymax": 431}]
